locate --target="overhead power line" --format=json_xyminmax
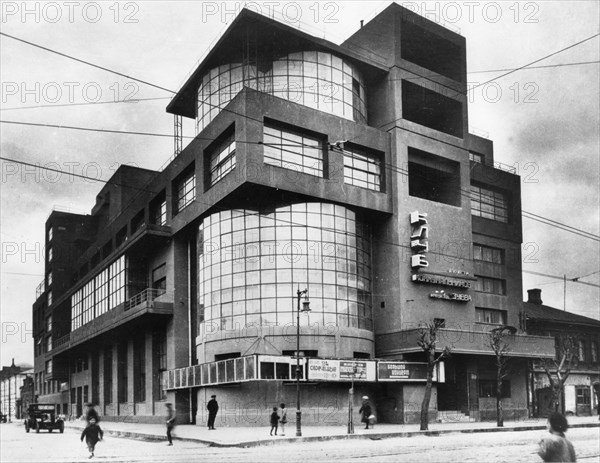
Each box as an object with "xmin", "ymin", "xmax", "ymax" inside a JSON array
[
  {"xmin": 523, "ymin": 270, "xmax": 600, "ymax": 288},
  {"xmin": 0, "ymin": 32, "xmax": 175, "ymax": 94},
  {"xmin": 3, "ymin": 118, "xmax": 599, "ymax": 243}
]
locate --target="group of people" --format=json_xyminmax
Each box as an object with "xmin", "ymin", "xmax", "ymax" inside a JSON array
[{"xmin": 84, "ymin": 399, "xmax": 579, "ymax": 462}]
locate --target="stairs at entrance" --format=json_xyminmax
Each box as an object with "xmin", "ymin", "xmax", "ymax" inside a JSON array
[{"xmin": 436, "ymin": 410, "xmax": 473, "ymax": 423}]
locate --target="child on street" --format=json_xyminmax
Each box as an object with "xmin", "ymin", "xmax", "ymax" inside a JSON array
[
  {"xmin": 270, "ymin": 406, "xmax": 280, "ymax": 436},
  {"xmin": 81, "ymin": 417, "xmax": 103, "ymax": 459}
]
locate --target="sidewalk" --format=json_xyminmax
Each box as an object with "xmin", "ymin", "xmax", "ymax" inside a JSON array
[{"xmin": 64, "ymin": 415, "xmax": 600, "ymax": 448}]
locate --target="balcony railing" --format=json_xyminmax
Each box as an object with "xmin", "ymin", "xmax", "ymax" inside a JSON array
[
  {"xmin": 125, "ymin": 288, "xmax": 166, "ymax": 311},
  {"xmin": 493, "ymin": 161, "xmax": 517, "ymax": 174},
  {"xmin": 53, "ymin": 333, "xmax": 70, "ymax": 349}
]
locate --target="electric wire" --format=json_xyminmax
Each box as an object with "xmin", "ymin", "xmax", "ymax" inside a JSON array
[{"xmin": 2, "ymin": 118, "xmax": 599, "ymax": 242}]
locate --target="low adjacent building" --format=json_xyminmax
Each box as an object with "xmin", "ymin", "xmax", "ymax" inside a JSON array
[{"xmin": 523, "ymin": 288, "xmax": 600, "ymax": 417}]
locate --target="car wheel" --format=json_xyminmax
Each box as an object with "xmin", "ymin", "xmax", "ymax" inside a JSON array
[
  {"xmin": 49, "ymin": 428, "xmax": 53, "ymax": 433},
  {"xmin": 35, "ymin": 422, "xmax": 40, "ymax": 433},
  {"xmin": 59, "ymin": 422, "xmax": 64, "ymax": 433}
]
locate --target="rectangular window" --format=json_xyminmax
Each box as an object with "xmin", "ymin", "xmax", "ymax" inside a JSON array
[
  {"xmin": 478, "ymin": 379, "xmax": 510, "ymax": 398},
  {"xmin": 476, "ymin": 307, "xmax": 507, "ymax": 325},
  {"xmin": 45, "ymin": 359, "xmax": 53, "ymax": 375},
  {"xmin": 155, "ymin": 330, "xmax": 167, "ymax": 400},
  {"xmin": 402, "ymin": 80, "xmax": 463, "ymax": 137},
  {"xmin": 343, "ymin": 145, "xmax": 382, "ymax": 191},
  {"xmin": 471, "ymin": 184, "xmax": 509, "ymax": 223},
  {"xmin": 408, "ymin": 147, "xmax": 460, "ymax": 206},
  {"xmin": 473, "ymin": 244, "xmax": 504, "ymax": 264},
  {"xmin": 591, "ymin": 341, "xmax": 598, "ymax": 363},
  {"xmin": 208, "ymin": 133, "xmax": 236, "ymax": 187},
  {"xmin": 47, "ymin": 271, "xmax": 53, "ymax": 287},
  {"xmin": 117, "ymin": 341, "xmax": 128, "ymax": 403},
  {"xmin": 264, "ymin": 124, "xmax": 324, "ymax": 177},
  {"xmin": 578, "ymin": 340, "xmax": 585, "ymax": 362},
  {"xmin": 134, "ymin": 336, "xmax": 146, "ymax": 402},
  {"xmin": 576, "ymin": 387, "xmax": 590, "ymax": 405},
  {"xmin": 104, "ymin": 348, "xmax": 113, "ymax": 404},
  {"xmin": 469, "ymin": 152, "xmax": 483, "ymax": 163},
  {"xmin": 152, "ymin": 264, "xmax": 167, "ymax": 293},
  {"xmin": 47, "ymin": 315, "xmax": 52, "ymax": 332},
  {"xmin": 47, "ymin": 246, "xmax": 53, "ymax": 262},
  {"xmin": 48, "ymin": 226, "xmax": 53, "ymax": 242},
  {"xmin": 47, "ymin": 291, "xmax": 53, "ymax": 306},
  {"xmin": 474, "ymin": 276, "xmax": 506, "ymax": 295},
  {"xmin": 46, "ymin": 335, "xmax": 52, "ymax": 352},
  {"xmin": 175, "ymin": 167, "xmax": 195, "ymax": 213},
  {"xmin": 151, "ymin": 191, "xmax": 167, "ymax": 226}
]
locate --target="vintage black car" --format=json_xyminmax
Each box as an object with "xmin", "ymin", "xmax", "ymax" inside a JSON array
[{"xmin": 24, "ymin": 404, "xmax": 64, "ymax": 433}]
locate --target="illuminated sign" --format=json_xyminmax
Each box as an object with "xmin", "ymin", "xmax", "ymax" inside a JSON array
[
  {"xmin": 410, "ymin": 211, "xmax": 428, "ymax": 268},
  {"xmin": 412, "ymin": 273, "xmax": 472, "ymax": 288},
  {"xmin": 429, "ymin": 290, "xmax": 472, "ymax": 302}
]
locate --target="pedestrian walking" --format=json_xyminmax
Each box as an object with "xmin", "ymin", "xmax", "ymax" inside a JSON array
[
  {"xmin": 537, "ymin": 412, "xmax": 577, "ymax": 462},
  {"xmin": 279, "ymin": 403, "xmax": 287, "ymax": 436},
  {"xmin": 80, "ymin": 417, "xmax": 103, "ymax": 459},
  {"xmin": 165, "ymin": 403, "xmax": 175, "ymax": 446},
  {"xmin": 207, "ymin": 394, "xmax": 219, "ymax": 430},
  {"xmin": 359, "ymin": 396, "xmax": 372, "ymax": 430},
  {"xmin": 270, "ymin": 407, "xmax": 280, "ymax": 436}
]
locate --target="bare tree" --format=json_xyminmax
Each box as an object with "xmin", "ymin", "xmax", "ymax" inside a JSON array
[
  {"xmin": 488, "ymin": 326, "xmax": 513, "ymax": 427},
  {"xmin": 417, "ymin": 320, "xmax": 451, "ymax": 431},
  {"xmin": 540, "ymin": 335, "xmax": 578, "ymax": 413}
]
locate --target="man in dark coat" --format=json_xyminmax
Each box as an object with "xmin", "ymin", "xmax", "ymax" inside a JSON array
[{"xmin": 207, "ymin": 395, "xmax": 218, "ymax": 430}]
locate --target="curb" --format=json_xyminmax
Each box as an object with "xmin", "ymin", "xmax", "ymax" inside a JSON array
[{"xmin": 65, "ymin": 421, "xmax": 600, "ymax": 448}]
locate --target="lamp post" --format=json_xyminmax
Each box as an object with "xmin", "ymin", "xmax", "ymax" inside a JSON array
[
  {"xmin": 295, "ymin": 288, "xmax": 310, "ymax": 437},
  {"xmin": 347, "ymin": 364, "xmax": 357, "ymax": 434}
]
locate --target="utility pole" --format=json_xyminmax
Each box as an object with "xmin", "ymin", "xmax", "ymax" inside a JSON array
[{"xmin": 563, "ymin": 274, "xmax": 566, "ymax": 311}]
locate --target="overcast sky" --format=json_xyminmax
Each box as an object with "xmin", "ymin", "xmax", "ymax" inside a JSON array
[{"xmin": 1, "ymin": 1, "xmax": 598, "ymax": 367}]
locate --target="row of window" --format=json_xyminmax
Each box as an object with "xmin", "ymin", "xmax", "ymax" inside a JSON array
[{"xmin": 71, "ymin": 256, "xmax": 126, "ymax": 331}]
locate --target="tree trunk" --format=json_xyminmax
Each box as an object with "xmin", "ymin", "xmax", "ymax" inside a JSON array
[
  {"xmin": 496, "ymin": 371, "xmax": 503, "ymax": 427},
  {"xmin": 420, "ymin": 363, "xmax": 434, "ymax": 431}
]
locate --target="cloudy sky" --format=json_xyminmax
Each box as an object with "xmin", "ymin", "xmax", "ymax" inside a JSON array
[{"xmin": 1, "ymin": 1, "xmax": 598, "ymax": 366}]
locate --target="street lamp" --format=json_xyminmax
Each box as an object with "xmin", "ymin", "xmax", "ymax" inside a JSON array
[
  {"xmin": 347, "ymin": 364, "xmax": 357, "ymax": 434},
  {"xmin": 295, "ymin": 288, "xmax": 310, "ymax": 437}
]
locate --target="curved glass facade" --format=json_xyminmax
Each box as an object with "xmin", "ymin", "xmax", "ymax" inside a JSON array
[
  {"xmin": 198, "ymin": 203, "xmax": 372, "ymax": 331},
  {"xmin": 197, "ymin": 51, "xmax": 367, "ymax": 132}
]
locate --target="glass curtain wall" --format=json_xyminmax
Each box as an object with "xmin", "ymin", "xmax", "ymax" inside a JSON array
[
  {"xmin": 198, "ymin": 203, "xmax": 372, "ymax": 332},
  {"xmin": 197, "ymin": 51, "xmax": 367, "ymax": 132}
]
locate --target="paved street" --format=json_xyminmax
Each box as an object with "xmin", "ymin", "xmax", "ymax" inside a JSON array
[{"xmin": 1, "ymin": 421, "xmax": 598, "ymax": 462}]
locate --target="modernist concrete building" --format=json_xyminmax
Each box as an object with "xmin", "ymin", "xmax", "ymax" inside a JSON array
[{"xmin": 32, "ymin": 4, "xmax": 557, "ymax": 425}]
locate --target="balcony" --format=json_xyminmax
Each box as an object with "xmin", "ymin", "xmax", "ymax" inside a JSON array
[
  {"xmin": 51, "ymin": 288, "xmax": 172, "ymax": 355},
  {"xmin": 376, "ymin": 327, "xmax": 555, "ymax": 359}
]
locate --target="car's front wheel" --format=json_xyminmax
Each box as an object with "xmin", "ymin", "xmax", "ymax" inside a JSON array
[
  {"xmin": 35, "ymin": 422, "xmax": 40, "ymax": 433},
  {"xmin": 49, "ymin": 428, "xmax": 53, "ymax": 433}
]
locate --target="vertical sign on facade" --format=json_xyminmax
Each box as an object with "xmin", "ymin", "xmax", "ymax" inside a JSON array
[{"xmin": 410, "ymin": 211, "xmax": 428, "ymax": 268}]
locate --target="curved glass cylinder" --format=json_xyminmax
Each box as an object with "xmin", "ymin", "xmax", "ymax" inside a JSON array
[
  {"xmin": 197, "ymin": 51, "xmax": 367, "ymax": 133},
  {"xmin": 198, "ymin": 203, "xmax": 372, "ymax": 331}
]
